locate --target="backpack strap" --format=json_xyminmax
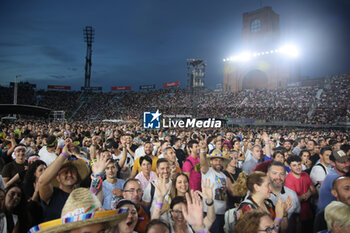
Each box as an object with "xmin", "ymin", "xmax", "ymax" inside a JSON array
[
  {"xmin": 185, "ymin": 158, "xmax": 195, "ymax": 171},
  {"xmin": 316, "ymin": 163, "xmax": 327, "ymax": 175},
  {"xmin": 149, "ymin": 182, "xmax": 155, "ymax": 207}
]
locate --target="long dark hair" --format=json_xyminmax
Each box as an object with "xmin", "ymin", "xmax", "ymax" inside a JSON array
[
  {"xmin": 23, "ymin": 160, "xmax": 47, "ymax": 184},
  {"xmin": 5, "ymin": 184, "xmax": 31, "ymax": 232}
]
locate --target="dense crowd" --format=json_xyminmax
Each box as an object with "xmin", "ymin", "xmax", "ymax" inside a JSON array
[
  {"xmin": 0, "ymin": 120, "xmax": 349, "ymax": 233},
  {"xmin": 0, "ymin": 73, "xmax": 348, "ymax": 125}
]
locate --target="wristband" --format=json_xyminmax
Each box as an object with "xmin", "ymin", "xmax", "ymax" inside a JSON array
[
  {"xmin": 155, "ymin": 202, "xmax": 163, "ymax": 208},
  {"xmin": 200, "ymin": 149, "xmax": 207, "ymax": 153},
  {"xmin": 275, "ymin": 217, "xmax": 282, "ymax": 223},
  {"xmin": 205, "ymin": 200, "xmax": 214, "ymax": 206},
  {"xmin": 195, "ymin": 227, "xmax": 208, "ymax": 233},
  {"xmin": 61, "ymin": 152, "xmax": 70, "ymax": 160}
]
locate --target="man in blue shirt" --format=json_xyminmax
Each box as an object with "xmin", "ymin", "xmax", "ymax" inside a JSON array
[{"xmin": 317, "ymin": 150, "xmax": 350, "ymax": 213}]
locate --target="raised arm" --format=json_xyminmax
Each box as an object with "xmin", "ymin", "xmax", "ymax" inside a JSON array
[
  {"xmin": 38, "ymin": 143, "xmax": 71, "ymax": 204},
  {"xmin": 151, "ymin": 177, "xmax": 171, "ymax": 219},
  {"xmin": 197, "ymin": 179, "xmax": 216, "ymax": 230},
  {"xmin": 199, "ymin": 140, "xmax": 209, "ymax": 174},
  {"xmin": 182, "ymin": 190, "xmax": 207, "ymax": 233}
]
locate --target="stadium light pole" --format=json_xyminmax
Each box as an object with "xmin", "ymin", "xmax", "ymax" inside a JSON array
[
  {"xmin": 13, "ymin": 75, "xmax": 20, "ymax": 105},
  {"xmin": 83, "ymin": 26, "xmax": 95, "ymax": 90}
]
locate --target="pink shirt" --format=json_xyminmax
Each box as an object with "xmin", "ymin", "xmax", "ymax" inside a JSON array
[
  {"xmin": 284, "ymin": 172, "xmax": 313, "ymax": 221},
  {"xmin": 135, "ymin": 171, "xmax": 157, "ymax": 191},
  {"xmin": 182, "ymin": 155, "xmax": 201, "ymax": 191}
]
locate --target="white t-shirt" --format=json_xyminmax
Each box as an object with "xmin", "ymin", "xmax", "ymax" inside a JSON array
[
  {"xmin": 38, "ymin": 146, "xmax": 57, "ymax": 166},
  {"xmin": 202, "ymin": 167, "xmax": 227, "ymax": 215},
  {"xmin": 310, "ymin": 163, "xmax": 330, "ymax": 192}
]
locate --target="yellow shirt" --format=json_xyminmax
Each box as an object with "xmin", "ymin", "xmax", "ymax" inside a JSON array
[{"xmin": 132, "ymin": 156, "xmax": 159, "ymax": 173}]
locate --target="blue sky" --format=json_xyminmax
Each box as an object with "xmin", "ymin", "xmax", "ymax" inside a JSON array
[{"xmin": 0, "ymin": 0, "xmax": 349, "ymax": 91}]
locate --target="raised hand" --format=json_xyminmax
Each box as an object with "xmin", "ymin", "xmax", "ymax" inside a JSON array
[
  {"xmin": 182, "ymin": 190, "xmax": 205, "ymax": 232},
  {"xmin": 197, "ymin": 178, "xmax": 214, "ymax": 203},
  {"xmin": 152, "ymin": 177, "xmax": 171, "ymax": 200},
  {"xmin": 283, "ymin": 196, "xmax": 292, "ymax": 214},
  {"xmin": 275, "ymin": 198, "xmax": 284, "ymax": 219},
  {"xmin": 91, "ymin": 152, "xmax": 110, "ymax": 174}
]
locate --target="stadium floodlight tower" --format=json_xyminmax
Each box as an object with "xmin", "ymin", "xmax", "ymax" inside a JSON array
[
  {"xmin": 83, "ymin": 26, "xmax": 95, "ymax": 91},
  {"xmin": 187, "ymin": 59, "xmax": 206, "ymax": 94}
]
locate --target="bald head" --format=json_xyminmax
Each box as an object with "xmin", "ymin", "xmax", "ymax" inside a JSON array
[{"xmin": 331, "ymin": 176, "xmax": 350, "ymax": 206}]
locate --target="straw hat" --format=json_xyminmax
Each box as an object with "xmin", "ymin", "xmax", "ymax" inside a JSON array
[
  {"xmin": 51, "ymin": 158, "xmax": 90, "ymax": 187},
  {"xmin": 206, "ymin": 149, "xmax": 230, "ymax": 166},
  {"xmin": 29, "ymin": 188, "xmax": 128, "ymax": 233}
]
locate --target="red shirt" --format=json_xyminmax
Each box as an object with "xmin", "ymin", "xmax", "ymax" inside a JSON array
[{"xmin": 284, "ymin": 172, "xmax": 313, "ymax": 221}]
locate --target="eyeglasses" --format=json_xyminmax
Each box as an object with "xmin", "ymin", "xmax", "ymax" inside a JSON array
[
  {"xmin": 258, "ymin": 225, "xmax": 278, "ymax": 233},
  {"xmin": 171, "ymin": 209, "xmax": 183, "ymax": 215},
  {"xmin": 124, "ymin": 189, "xmax": 143, "ymax": 194}
]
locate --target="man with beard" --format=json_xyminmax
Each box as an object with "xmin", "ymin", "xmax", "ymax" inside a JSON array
[
  {"xmin": 200, "ymin": 142, "xmax": 229, "ymax": 233},
  {"xmin": 142, "ymin": 158, "xmax": 171, "ymax": 217},
  {"xmin": 38, "ymin": 142, "xmax": 89, "ymax": 221},
  {"xmin": 317, "ymin": 150, "xmax": 350, "ymax": 213},
  {"xmin": 130, "ymin": 142, "xmax": 158, "ymax": 178},
  {"xmin": 314, "ymin": 176, "xmax": 350, "ymax": 233},
  {"xmin": 268, "ymin": 161, "xmax": 300, "ymax": 233}
]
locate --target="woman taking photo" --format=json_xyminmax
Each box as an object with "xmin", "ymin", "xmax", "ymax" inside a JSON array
[{"xmin": 135, "ymin": 156, "xmax": 157, "ymax": 191}]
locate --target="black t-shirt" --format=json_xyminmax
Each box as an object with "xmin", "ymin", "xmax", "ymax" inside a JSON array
[
  {"xmin": 41, "ymin": 187, "xmax": 70, "ymax": 221},
  {"xmin": 130, "ymin": 144, "xmax": 138, "ymax": 153},
  {"xmin": 313, "ymin": 210, "xmax": 327, "ymax": 233},
  {"xmin": 1, "ymin": 160, "xmax": 27, "ymax": 180},
  {"xmin": 174, "ymin": 148, "xmax": 187, "ymax": 169},
  {"xmin": 223, "ymin": 168, "xmax": 244, "ymax": 209}
]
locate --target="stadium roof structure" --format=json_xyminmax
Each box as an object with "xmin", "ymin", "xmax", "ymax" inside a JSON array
[{"xmin": 0, "ymin": 104, "xmax": 52, "ymax": 118}]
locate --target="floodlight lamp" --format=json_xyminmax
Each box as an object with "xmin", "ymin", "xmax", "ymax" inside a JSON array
[
  {"xmin": 239, "ymin": 52, "xmax": 251, "ymax": 62},
  {"xmin": 223, "ymin": 59, "xmax": 226, "ymax": 62},
  {"xmin": 280, "ymin": 44, "xmax": 299, "ymax": 57}
]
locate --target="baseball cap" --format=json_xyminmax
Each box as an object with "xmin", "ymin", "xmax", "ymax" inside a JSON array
[{"xmin": 331, "ymin": 150, "xmax": 349, "ymax": 163}]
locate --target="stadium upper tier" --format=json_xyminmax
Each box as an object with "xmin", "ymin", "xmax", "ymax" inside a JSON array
[{"xmin": 0, "ymin": 73, "xmax": 348, "ymax": 125}]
